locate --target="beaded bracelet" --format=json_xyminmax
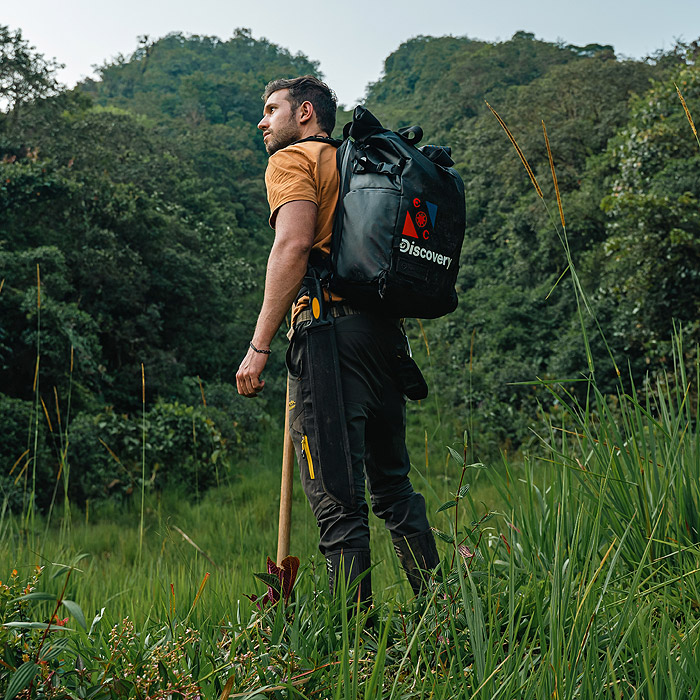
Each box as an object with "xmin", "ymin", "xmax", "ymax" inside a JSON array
[{"xmin": 250, "ymin": 341, "xmax": 271, "ymax": 355}]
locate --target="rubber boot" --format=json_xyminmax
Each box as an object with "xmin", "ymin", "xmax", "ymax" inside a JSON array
[
  {"xmin": 325, "ymin": 548, "xmax": 372, "ymax": 606},
  {"xmin": 392, "ymin": 530, "xmax": 439, "ymax": 596}
]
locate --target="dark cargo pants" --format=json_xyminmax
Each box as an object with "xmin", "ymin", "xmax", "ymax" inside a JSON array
[{"xmin": 286, "ymin": 311, "xmax": 431, "ymax": 556}]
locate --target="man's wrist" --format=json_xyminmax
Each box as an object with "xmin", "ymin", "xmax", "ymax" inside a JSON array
[{"xmin": 250, "ymin": 341, "xmax": 272, "ymax": 355}]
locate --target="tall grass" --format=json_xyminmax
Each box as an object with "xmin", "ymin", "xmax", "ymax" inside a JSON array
[
  {"xmin": 4, "ymin": 340, "xmax": 698, "ymax": 697},
  {"xmin": 25, "ymin": 265, "xmax": 42, "ymax": 550},
  {"xmin": 3, "ymin": 413, "xmax": 463, "ymax": 622},
  {"xmin": 139, "ymin": 362, "xmax": 146, "ymax": 563},
  {"xmin": 206, "ymin": 333, "xmax": 699, "ymax": 699},
  {"xmin": 58, "ymin": 346, "xmax": 75, "ymax": 546}
]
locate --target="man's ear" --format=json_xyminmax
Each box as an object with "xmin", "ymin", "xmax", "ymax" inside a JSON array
[{"xmin": 298, "ymin": 100, "xmax": 314, "ymax": 124}]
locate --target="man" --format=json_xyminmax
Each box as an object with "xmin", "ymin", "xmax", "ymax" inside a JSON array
[{"xmin": 236, "ymin": 75, "xmax": 438, "ymax": 602}]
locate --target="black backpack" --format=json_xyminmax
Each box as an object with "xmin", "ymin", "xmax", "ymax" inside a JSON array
[{"xmin": 315, "ymin": 106, "xmax": 466, "ymax": 319}]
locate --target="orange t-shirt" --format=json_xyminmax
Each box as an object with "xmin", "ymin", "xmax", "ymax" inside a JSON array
[{"xmin": 265, "ymin": 140, "xmax": 341, "ymax": 320}]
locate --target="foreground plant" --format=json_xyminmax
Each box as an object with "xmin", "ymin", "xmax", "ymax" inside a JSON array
[
  {"xmin": 246, "ymin": 555, "xmax": 300, "ymax": 609},
  {"xmin": 1, "ymin": 563, "xmax": 207, "ymax": 699}
]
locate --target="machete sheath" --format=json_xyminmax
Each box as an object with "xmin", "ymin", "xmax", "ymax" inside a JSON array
[{"xmin": 303, "ymin": 273, "xmax": 356, "ymax": 509}]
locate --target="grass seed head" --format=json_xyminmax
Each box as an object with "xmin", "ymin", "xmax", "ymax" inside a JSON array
[
  {"xmin": 486, "ymin": 101, "xmax": 543, "ymax": 198},
  {"xmin": 542, "ymin": 120, "xmax": 566, "ymax": 229},
  {"xmin": 675, "ymin": 83, "xmax": 698, "ymax": 138}
]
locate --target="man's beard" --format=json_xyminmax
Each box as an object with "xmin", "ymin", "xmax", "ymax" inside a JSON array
[{"xmin": 265, "ymin": 117, "xmax": 301, "ymax": 155}]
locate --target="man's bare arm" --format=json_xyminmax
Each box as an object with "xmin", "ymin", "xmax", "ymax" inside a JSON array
[{"xmin": 236, "ymin": 200, "xmax": 316, "ymax": 397}]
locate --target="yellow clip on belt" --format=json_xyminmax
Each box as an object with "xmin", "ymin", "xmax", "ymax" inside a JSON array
[{"xmin": 294, "ymin": 303, "xmax": 362, "ymax": 326}]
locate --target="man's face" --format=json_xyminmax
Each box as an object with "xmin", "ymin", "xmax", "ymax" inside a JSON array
[{"xmin": 258, "ymin": 89, "xmax": 301, "ymax": 155}]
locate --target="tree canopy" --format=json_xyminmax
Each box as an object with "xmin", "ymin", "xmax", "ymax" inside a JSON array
[
  {"xmin": 0, "ymin": 26, "xmax": 62, "ymax": 114},
  {"xmin": 2, "ymin": 26, "xmax": 699, "ymax": 507}
]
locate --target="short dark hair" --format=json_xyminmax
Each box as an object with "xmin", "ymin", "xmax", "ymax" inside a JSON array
[{"xmin": 262, "ymin": 75, "xmax": 337, "ymax": 135}]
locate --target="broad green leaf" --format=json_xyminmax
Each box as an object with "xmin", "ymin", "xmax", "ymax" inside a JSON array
[
  {"xmin": 253, "ymin": 572, "xmax": 281, "ymax": 592},
  {"xmin": 39, "ymin": 637, "xmax": 71, "ymax": 662},
  {"xmin": 433, "ymin": 529, "xmax": 455, "ymax": 544},
  {"xmin": 62, "ymin": 599, "xmax": 87, "ymax": 630},
  {"xmin": 85, "ymin": 686, "xmax": 112, "ymax": 700},
  {"xmin": 3, "ymin": 621, "xmax": 50, "ymax": 630},
  {"xmin": 10, "ymin": 591, "xmax": 56, "ymax": 603},
  {"xmin": 437, "ymin": 500, "xmax": 458, "ymax": 513},
  {"xmin": 3, "ymin": 621, "xmax": 74, "ymax": 631},
  {"xmin": 5, "ymin": 661, "xmax": 39, "ymax": 700},
  {"xmin": 447, "ymin": 446, "xmax": 464, "ymax": 465}
]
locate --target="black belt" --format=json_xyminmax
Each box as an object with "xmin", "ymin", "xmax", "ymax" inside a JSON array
[{"xmin": 293, "ymin": 302, "xmax": 362, "ymax": 326}]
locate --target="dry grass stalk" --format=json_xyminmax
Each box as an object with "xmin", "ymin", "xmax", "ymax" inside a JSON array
[
  {"xmin": 485, "ymin": 101, "xmax": 543, "ymax": 198},
  {"xmin": 32, "ymin": 356, "xmax": 39, "ymax": 392},
  {"xmin": 99, "ymin": 438, "xmax": 121, "ymax": 464},
  {"xmin": 13, "ymin": 460, "xmax": 29, "ymax": 485},
  {"xmin": 542, "ymin": 120, "xmax": 566, "ymax": 229},
  {"xmin": 172, "ymin": 525, "xmax": 218, "ymax": 568},
  {"xmin": 417, "ymin": 318, "xmax": 430, "ymax": 358},
  {"xmin": 9, "ymin": 449, "xmax": 29, "ymax": 475},
  {"xmin": 425, "ymin": 429, "xmax": 429, "ymax": 469},
  {"xmin": 53, "ymin": 386, "xmax": 62, "ymax": 429},
  {"xmin": 40, "ymin": 396, "xmax": 53, "ymax": 433},
  {"xmin": 191, "ymin": 571, "xmax": 211, "ymax": 609},
  {"xmin": 675, "ymin": 83, "xmax": 698, "ymax": 139},
  {"xmin": 197, "ymin": 375, "xmax": 207, "ymax": 406}
]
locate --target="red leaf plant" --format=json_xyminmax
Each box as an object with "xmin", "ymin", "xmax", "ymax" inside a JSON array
[{"xmin": 247, "ymin": 555, "xmax": 300, "ymax": 608}]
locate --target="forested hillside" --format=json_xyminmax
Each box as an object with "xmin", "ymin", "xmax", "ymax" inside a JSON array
[
  {"xmin": 0, "ymin": 28, "xmax": 316, "ymax": 508},
  {"xmin": 367, "ymin": 33, "xmax": 700, "ymax": 453},
  {"xmin": 1, "ymin": 26, "xmax": 699, "ymax": 508}
]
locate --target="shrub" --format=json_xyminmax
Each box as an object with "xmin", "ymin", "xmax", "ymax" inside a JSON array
[
  {"xmin": 0, "ymin": 394, "xmax": 53, "ymax": 514},
  {"xmin": 67, "ymin": 400, "xmax": 241, "ymax": 505}
]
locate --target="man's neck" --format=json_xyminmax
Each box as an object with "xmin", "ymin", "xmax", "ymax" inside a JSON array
[{"xmin": 298, "ymin": 123, "xmax": 329, "ymax": 140}]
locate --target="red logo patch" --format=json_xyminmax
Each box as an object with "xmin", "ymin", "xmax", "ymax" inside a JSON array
[{"xmin": 401, "ymin": 211, "xmax": 418, "ymax": 238}]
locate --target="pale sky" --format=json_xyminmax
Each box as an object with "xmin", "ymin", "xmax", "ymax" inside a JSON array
[{"xmin": 4, "ymin": 0, "xmax": 700, "ymax": 107}]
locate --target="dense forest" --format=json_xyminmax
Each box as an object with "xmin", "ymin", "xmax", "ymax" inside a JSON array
[{"xmin": 1, "ymin": 25, "xmax": 699, "ymax": 510}]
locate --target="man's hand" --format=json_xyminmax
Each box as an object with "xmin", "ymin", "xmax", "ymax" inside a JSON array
[{"xmin": 236, "ymin": 346, "xmax": 269, "ymax": 397}]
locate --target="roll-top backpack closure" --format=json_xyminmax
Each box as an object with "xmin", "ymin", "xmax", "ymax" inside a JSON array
[{"xmin": 327, "ymin": 105, "xmax": 466, "ymax": 319}]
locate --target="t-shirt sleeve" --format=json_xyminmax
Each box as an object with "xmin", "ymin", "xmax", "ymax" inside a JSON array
[{"xmin": 265, "ymin": 147, "xmax": 318, "ymax": 227}]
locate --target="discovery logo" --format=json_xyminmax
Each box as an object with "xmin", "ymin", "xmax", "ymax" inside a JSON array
[{"xmin": 399, "ymin": 239, "xmax": 453, "ymax": 269}]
